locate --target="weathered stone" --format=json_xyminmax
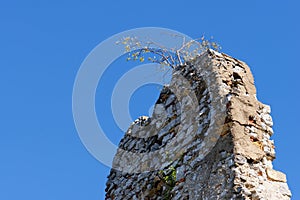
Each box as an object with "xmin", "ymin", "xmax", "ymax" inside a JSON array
[
  {"xmin": 266, "ymin": 168, "xmax": 287, "ymax": 182},
  {"xmin": 105, "ymin": 50, "xmax": 291, "ymax": 200},
  {"xmin": 235, "ymin": 154, "xmax": 247, "ymax": 165},
  {"xmin": 231, "ymin": 122, "xmax": 266, "ymax": 161}
]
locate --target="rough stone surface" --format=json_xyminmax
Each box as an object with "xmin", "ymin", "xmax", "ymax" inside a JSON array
[
  {"xmin": 105, "ymin": 50, "xmax": 291, "ymax": 199},
  {"xmin": 266, "ymin": 168, "xmax": 287, "ymax": 183}
]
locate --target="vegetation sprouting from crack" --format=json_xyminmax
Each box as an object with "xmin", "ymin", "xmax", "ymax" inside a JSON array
[
  {"xmin": 116, "ymin": 34, "xmax": 221, "ymax": 69},
  {"xmin": 159, "ymin": 166, "xmax": 177, "ymax": 200}
]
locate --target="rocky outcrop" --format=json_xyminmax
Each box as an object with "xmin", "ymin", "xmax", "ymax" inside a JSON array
[{"xmin": 105, "ymin": 50, "xmax": 291, "ymax": 199}]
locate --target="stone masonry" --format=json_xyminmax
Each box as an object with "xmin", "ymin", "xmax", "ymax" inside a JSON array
[{"xmin": 105, "ymin": 50, "xmax": 291, "ymax": 199}]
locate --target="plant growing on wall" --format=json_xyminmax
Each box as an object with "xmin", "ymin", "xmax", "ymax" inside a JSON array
[
  {"xmin": 158, "ymin": 165, "xmax": 177, "ymax": 200},
  {"xmin": 116, "ymin": 35, "xmax": 221, "ymax": 69}
]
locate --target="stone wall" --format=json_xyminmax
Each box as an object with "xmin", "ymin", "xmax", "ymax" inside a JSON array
[{"xmin": 105, "ymin": 50, "xmax": 291, "ymax": 199}]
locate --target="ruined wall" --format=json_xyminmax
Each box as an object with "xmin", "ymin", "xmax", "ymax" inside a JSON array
[{"xmin": 105, "ymin": 50, "xmax": 291, "ymax": 199}]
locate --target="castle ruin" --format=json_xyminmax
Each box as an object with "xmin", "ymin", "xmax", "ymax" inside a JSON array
[{"xmin": 105, "ymin": 50, "xmax": 291, "ymax": 200}]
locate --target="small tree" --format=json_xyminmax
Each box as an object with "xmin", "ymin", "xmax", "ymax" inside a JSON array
[{"xmin": 116, "ymin": 35, "xmax": 221, "ymax": 69}]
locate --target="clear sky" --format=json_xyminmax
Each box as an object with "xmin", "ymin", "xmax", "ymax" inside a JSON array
[{"xmin": 1, "ymin": 1, "xmax": 299, "ymax": 199}]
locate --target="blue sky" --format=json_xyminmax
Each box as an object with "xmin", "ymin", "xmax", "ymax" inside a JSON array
[{"xmin": 1, "ymin": 1, "xmax": 299, "ymax": 199}]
